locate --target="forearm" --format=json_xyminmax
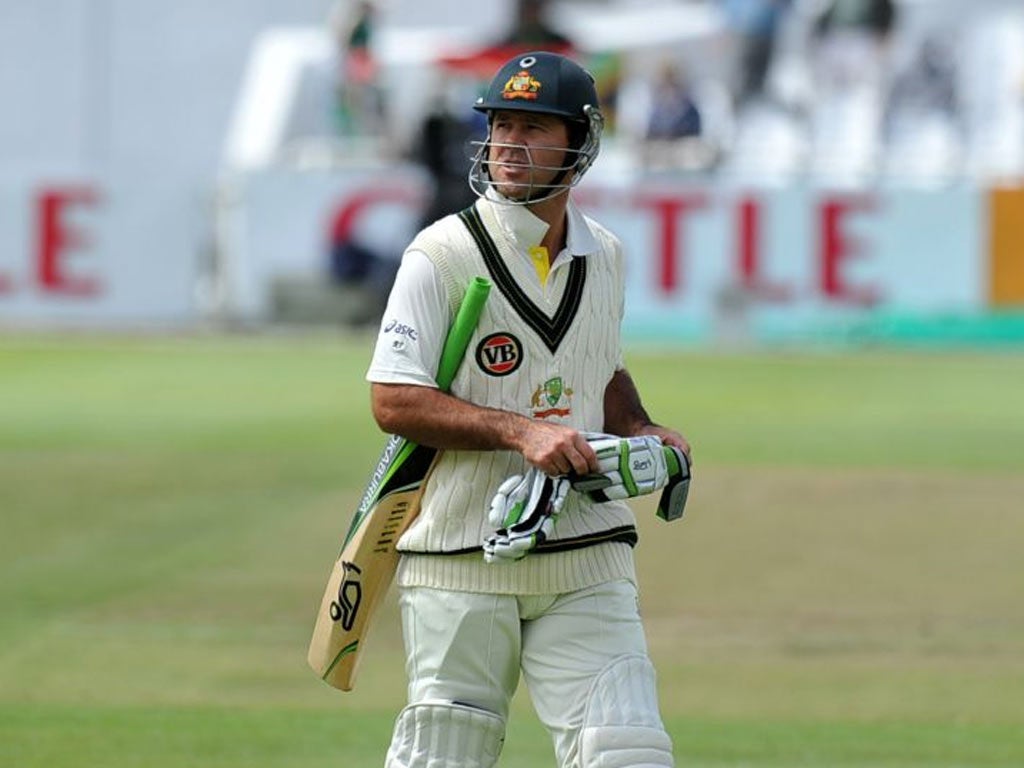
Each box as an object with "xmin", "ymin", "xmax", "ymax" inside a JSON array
[
  {"xmin": 371, "ymin": 382, "xmax": 530, "ymax": 453},
  {"xmin": 604, "ymin": 368, "xmax": 692, "ymax": 459},
  {"xmin": 602, "ymin": 368, "xmax": 654, "ymax": 435},
  {"xmin": 371, "ymin": 382, "xmax": 601, "ymax": 476}
]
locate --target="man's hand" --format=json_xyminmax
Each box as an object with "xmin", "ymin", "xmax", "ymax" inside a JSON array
[
  {"xmin": 635, "ymin": 423, "xmax": 692, "ymax": 467},
  {"xmin": 568, "ymin": 433, "xmax": 691, "ymax": 521},
  {"xmin": 515, "ymin": 420, "xmax": 598, "ymax": 477}
]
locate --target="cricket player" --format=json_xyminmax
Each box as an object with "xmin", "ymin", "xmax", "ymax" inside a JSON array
[{"xmin": 366, "ymin": 51, "xmax": 692, "ymax": 768}]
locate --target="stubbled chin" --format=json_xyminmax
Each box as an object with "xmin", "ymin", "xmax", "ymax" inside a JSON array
[{"xmin": 494, "ymin": 181, "xmax": 528, "ymax": 201}]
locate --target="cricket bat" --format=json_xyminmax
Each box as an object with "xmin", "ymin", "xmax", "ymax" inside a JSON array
[{"xmin": 307, "ymin": 276, "xmax": 491, "ymax": 691}]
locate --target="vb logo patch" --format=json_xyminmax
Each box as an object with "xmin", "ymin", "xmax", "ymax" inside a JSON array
[{"xmin": 476, "ymin": 332, "xmax": 523, "ymax": 376}]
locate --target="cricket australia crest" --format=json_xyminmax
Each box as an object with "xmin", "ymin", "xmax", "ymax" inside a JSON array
[
  {"xmin": 502, "ymin": 70, "xmax": 541, "ymax": 101},
  {"xmin": 531, "ymin": 376, "xmax": 573, "ymax": 418}
]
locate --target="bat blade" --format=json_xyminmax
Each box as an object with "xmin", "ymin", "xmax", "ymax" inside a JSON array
[
  {"xmin": 307, "ymin": 275, "xmax": 490, "ymax": 692},
  {"xmin": 307, "ymin": 439, "xmax": 436, "ymax": 690}
]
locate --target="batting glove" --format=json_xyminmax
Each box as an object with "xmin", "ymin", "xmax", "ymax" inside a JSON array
[
  {"xmin": 568, "ymin": 433, "xmax": 691, "ymax": 521},
  {"xmin": 483, "ymin": 468, "xmax": 569, "ymax": 563}
]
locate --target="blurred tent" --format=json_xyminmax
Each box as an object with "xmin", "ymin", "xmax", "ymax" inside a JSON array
[
  {"xmin": 221, "ymin": 0, "xmax": 1024, "ymax": 186},
  {"xmin": 436, "ymin": 44, "xmax": 573, "ymax": 79},
  {"xmin": 221, "ymin": 1, "xmax": 731, "ymax": 174}
]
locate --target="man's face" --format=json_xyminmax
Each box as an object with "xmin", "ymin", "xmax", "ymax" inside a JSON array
[{"xmin": 487, "ymin": 110, "xmax": 572, "ymax": 201}]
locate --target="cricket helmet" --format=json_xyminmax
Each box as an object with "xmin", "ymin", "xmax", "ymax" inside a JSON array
[
  {"xmin": 473, "ymin": 50, "xmax": 600, "ymax": 122},
  {"xmin": 468, "ymin": 51, "xmax": 604, "ymax": 204}
]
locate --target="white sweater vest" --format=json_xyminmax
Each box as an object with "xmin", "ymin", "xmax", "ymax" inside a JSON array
[{"xmin": 395, "ymin": 197, "xmax": 638, "ymax": 594}]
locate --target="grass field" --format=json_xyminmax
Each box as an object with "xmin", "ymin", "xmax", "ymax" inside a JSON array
[{"xmin": 2, "ymin": 333, "xmax": 1023, "ymax": 767}]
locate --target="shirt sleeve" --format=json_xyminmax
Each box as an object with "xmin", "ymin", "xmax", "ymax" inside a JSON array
[{"xmin": 365, "ymin": 250, "xmax": 448, "ymax": 387}]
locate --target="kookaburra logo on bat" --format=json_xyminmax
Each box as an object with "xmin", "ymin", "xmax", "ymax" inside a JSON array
[{"xmin": 330, "ymin": 561, "xmax": 363, "ymax": 630}]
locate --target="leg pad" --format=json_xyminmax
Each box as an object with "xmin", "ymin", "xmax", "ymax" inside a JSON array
[
  {"xmin": 578, "ymin": 655, "xmax": 673, "ymax": 767},
  {"xmin": 385, "ymin": 700, "xmax": 505, "ymax": 768}
]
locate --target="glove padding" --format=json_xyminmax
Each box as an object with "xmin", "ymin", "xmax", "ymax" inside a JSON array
[
  {"xmin": 483, "ymin": 468, "xmax": 569, "ymax": 563},
  {"xmin": 568, "ymin": 433, "xmax": 691, "ymax": 522}
]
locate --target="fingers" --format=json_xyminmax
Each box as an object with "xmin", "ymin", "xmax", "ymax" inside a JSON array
[
  {"xmin": 575, "ymin": 433, "xmax": 600, "ymax": 473},
  {"xmin": 554, "ymin": 433, "xmax": 596, "ymax": 475},
  {"xmin": 521, "ymin": 424, "xmax": 596, "ymax": 476},
  {"xmin": 640, "ymin": 425, "xmax": 692, "ymax": 466},
  {"xmin": 522, "ymin": 423, "xmax": 692, "ymax": 475},
  {"xmin": 666, "ymin": 434, "xmax": 692, "ymax": 464}
]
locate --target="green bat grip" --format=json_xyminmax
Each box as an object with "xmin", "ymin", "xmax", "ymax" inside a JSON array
[{"xmin": 436, "ymin": 276, "xmax": 491, "ymax": 391}]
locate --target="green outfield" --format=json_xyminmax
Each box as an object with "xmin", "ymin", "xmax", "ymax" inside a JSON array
[{"xmin": 2, "ymin": 334, "xmax": 1022, "ymax": 767}]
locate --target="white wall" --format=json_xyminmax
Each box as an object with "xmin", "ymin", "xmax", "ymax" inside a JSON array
[
  {"xmin": 1, "ymin": 0, "xmax": 336, "ymax": 179},
  {"xmin": 0, "ymin": 0, "xmax": 336, "ymax": 324}
]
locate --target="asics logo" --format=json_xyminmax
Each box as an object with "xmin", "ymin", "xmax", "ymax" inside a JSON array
[{"xmin": 384, "ymin": 319, "xmax": 418, "ymax": 340}]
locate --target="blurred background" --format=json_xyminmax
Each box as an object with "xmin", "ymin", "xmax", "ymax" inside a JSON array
[{"xmin": 2, "ymin": 0, "xmax": 1023, "ymax": 344}]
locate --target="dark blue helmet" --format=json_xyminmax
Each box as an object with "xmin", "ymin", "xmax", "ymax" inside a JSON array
[
  {"xmin": 473, "ymin": 51, "xmax": 600, "ymax": 124},
  {"xmin": 469, "ymin": 51, "xmax": 604, "ymax": 203}
]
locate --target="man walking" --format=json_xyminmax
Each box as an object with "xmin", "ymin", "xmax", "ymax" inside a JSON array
[{"xmin": 366, "ymin": 51, "xmax": 691, "ymax": 768}]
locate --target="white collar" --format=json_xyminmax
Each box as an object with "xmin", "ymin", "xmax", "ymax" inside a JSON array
[{"xmin": 481, "ymin": 191, "xmax": 599, "ymax": 257}]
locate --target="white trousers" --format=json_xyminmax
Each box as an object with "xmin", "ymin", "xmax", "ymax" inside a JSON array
[{"xmin": 393, "ymin": 579, "xmax": 670, "ymax": 767}]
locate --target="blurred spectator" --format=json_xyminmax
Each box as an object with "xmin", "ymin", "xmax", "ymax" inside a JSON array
[
  {"xmin": 435, "ymin": 0, "xmax": 575, "ymax": 109},
  {"xmin": 628, "ymin": 61, "xmax": 717, "ymax": 172},
  {"xmin": 812, "ymin": 0, "xmax": 896, "ymax": 91},
  {"xmin": 591, "ymin": 54, "xmax": 624, "ymax": 135},
  {"xmin": 815, "ymin": 0, "xmax": 895, "ymax": 42},
  {"xmin": 327, "ymin": 234, "xmax": 400, "ymax": 326},
  {"xmin": 646, "ymin": 62, "xmax": 703, "ymax": 141},
  {"xmin": 884, "ymin": 35, "xmax": 959, "ymax": 139},
  {"xmin": 721, "ymin": 0, "xmax": 793, "ymax": 108},
  {"xmin": 881, "ymin": 34, "xmax": 962, "ymax": 180},
  {"xmin": 499, "ymin": 0, "xmax": 574, "ymax": 53},
  {"xmin": 329, "ymin": 0, "xmax": 385, "ymax": 136},
  {"xmin": 808, "ymin": 0, "xmax": 898, "ymax": 177},
  {"xmin": 414, "ymin": 76, "xmax": 486, "ymax": 227},
  {"xmin": 328, "ymin": 225, "xmax": 400, "ymax": 326}
]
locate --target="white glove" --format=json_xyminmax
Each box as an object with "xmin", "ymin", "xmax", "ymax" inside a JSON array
[
  {"xmin": 569, "ymin": 433, "xmax": 691, "ymax": 521},
  {"xmin": 483, "ymin": 468, "xmax": 569, "ymax": 563}
]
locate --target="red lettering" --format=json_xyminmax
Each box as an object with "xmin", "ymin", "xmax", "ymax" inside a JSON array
[
  {"xmin": 329, "ymin": 187, "xmax": 422, "ymax": 244},
  {"xmin": 736, "ymin": 196, "xmax": 791, "ymax": 302},
  {"xmin": 633, "ymin": 192, "xmax": 709, "ymax": 294},
  {"xmin": 37, "ymin": 186, "xmax": 101, "ymax": 295},
  {"xmin": 819, "ymin": 195, "xmax": 879, "ymax": 306}
]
